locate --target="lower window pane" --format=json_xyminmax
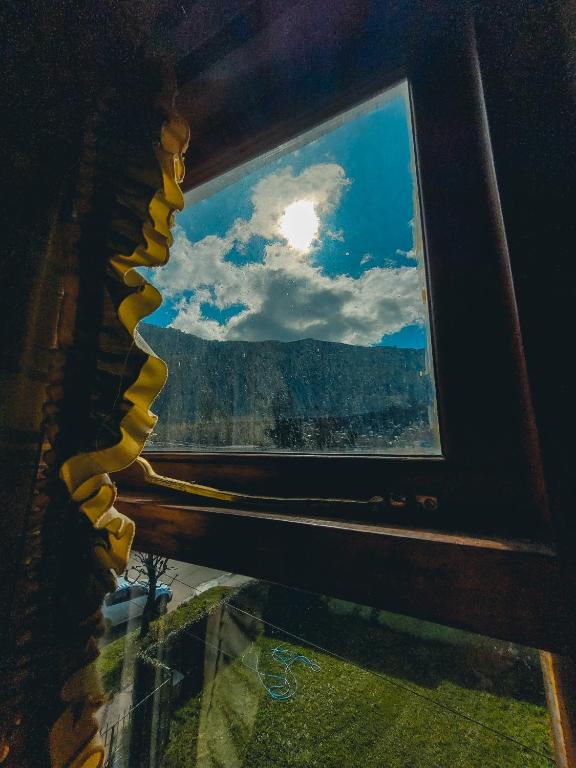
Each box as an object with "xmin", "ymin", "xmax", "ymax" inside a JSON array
[{"xmin": 98, "ymin": 553, "xmax": 554, "ymax": 767}]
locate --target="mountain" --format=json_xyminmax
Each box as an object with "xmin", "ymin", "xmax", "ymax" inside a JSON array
[{"xmin": 139, "ymin": 323, "xmax": 438, "ymax": 453}]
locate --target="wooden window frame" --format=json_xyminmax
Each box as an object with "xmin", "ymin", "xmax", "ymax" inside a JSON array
[{"xmin": 114, "ymin": 2, "xmax": 575, "ymax": 762}]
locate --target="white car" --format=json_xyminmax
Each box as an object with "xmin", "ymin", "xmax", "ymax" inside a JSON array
[{"xmin": 102, "ymin": 577, "xmax": 173, "ymax": 630}]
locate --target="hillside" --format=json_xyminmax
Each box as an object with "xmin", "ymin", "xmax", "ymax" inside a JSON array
[{"xmin": 139, "ymin": 323, "xmax": 438, "ymax": 453}]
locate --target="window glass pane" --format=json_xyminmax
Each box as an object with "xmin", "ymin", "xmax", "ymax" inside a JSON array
[
  {"xmin": 140, "ymin": 80, "xmax": 440, "ymax": 454},
  {"xmin": 98, "ymin": 553, "xmax": 554, "ymax": 768},
  {"xmin": 126, "ymin": 584, "xmax": 148, "ymax": 599}
]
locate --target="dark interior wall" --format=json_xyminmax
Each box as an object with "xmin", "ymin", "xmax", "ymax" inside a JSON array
[
  {"xmin": 1, "ymin": 1, "xmax": 85, "ymax": 645},
  {"xmin": 0, "ymin": 0, "xmax": 151, "ymax": 655}
]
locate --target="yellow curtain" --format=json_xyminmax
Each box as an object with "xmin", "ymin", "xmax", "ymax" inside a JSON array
[
  {"xmin": 58, "ymin": 115, "xmax": 189, "ymax": 576},
  {"xmin": 45, "ymin": 67, "xmax": 189, "ymax": 768}
]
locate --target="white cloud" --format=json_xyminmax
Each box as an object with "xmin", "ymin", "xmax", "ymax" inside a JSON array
[
  {"xmin": 326, "ymin": 228, "xmax": 345, "ymax": 242},
  {"xmin": 396, "ymin": 247, "xmax": 417, "ymax": 260},
  {"xmin": 153, "ymin": 164, "xmax": 424, "ymax": 346},
  {"xmin": 230, "ymin": 163, "xmax": 349, "ymax": 245}
]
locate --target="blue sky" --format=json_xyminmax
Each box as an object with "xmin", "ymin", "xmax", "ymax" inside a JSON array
[{"xmin": 146, "ymin": 82, "xmax": 428, "ymax": 349}]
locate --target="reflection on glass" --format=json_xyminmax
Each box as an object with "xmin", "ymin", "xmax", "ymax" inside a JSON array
[
  {"xmin": 140, "ymin": 80, "xmax": 440, "ymax": 454},
  {"xmin": 97, "ymin": 554, "xmax": 554, "ymax": 768},
  {"xmin": 97, "ymin": 552, "xmax": 233, "ymax": 767}
]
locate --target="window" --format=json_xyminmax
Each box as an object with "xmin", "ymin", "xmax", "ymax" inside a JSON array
[
  {"xmin": 113, "ymin": 1, "xmax": 572, "ymax": 765},
  {"xmin": 128, "ymin": 20, "xmax": 545, "ymax": 539},
  {"xmin": 114, "ymin": 0, "xmax": 557, "ymax": 644},
  {"xmin": 140, "ymin": 81, "xmax": 440, "ymax": 457}
]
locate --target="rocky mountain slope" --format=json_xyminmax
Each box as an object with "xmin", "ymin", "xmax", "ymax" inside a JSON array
[{"xmin": 139, "ymin": 323, "xmax": 437, "ymax": 453}]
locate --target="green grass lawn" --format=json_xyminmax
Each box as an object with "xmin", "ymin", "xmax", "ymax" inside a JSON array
[{"xmin": 161, "ymin": 587, "xmax": 554, "ymax": 768}]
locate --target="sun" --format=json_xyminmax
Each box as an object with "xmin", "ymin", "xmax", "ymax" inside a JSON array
[{"xmin": 279, "ymin": 199, "xmax": 319, "ymax": 251}]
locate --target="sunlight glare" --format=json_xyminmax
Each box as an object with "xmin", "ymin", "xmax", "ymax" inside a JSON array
[{"xmin": 279, "ymin": 199, "xmax": 319, "ymax": 251}]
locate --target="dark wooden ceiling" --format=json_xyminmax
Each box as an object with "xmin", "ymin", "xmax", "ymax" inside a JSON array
[{"xmin": 173, "ymin": 0, "xmax": 408, "ymax": 192}]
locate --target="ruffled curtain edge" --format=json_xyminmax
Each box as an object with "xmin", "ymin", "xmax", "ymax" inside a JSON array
[{"xmin": 49, "ymin": 114, "xmax": 189, "ymax": 768}]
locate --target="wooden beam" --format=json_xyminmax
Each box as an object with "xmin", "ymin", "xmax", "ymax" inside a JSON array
[
  {"xmin": 540, "ymin": 652, "xmax": 576, "ymax": 768},
  {"xmin": 117, "ymin": 491, "xmax": 566, "ymax": 651}
]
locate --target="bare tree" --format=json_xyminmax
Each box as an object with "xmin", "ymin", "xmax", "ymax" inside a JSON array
[{"xmin": 131, "ymin": 552, "xmax": 172, "ymax": 638}]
